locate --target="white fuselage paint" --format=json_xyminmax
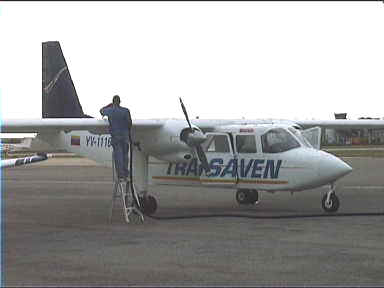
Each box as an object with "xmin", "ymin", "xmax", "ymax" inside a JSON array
[{"xmin": 39, "ymin": 125, "xmax": 352, "ymax": 193}]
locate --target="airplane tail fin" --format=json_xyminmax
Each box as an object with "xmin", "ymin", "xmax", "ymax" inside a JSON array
[{"xmin": 42, "ymin": 41, "xmax": 91, "ymax": 118}]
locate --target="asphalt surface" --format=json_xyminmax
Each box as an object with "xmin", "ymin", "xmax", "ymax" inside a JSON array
[{"xmin": 2, "ymin": 157, "xmax": 384, "ymax": 286}]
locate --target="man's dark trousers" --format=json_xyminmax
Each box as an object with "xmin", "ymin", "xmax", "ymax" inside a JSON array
[{"xmin": 112, "ymin": 134, "xmax": 130, "ymax": 179}]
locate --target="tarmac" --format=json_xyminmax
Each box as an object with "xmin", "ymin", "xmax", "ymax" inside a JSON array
[{"xmin": 2, "ymin": 157, "xmax": 384, "ymax": 286}]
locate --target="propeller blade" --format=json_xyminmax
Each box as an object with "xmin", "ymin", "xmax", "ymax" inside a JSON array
[
  {"xmin": 179, "ymin": 97, "xmax": 211, "ymax": 175},
  {"xmin": 179, "ymin": 97, "xmax": 192, "ymax": 129},
  {"xmin": 195, "ymin": 145, "xmax": 211, "ymax": 174}
]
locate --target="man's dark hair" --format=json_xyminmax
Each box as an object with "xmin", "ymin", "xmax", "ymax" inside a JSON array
[{"xmin": 112, "ymin": 95, "xmax": 121, "ymax": 105}]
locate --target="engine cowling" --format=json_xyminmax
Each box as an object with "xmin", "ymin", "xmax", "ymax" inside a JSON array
[{"xmin": 138, "ymin": 119, "xmax": 202, "ymax": 163}]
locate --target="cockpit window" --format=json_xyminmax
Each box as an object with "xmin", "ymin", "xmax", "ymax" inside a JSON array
[
  {"xmin": 261, "ymin": 128, "xmax": 300, "ymax": 153},
  {"xmin": 288, "ymin": 127, "xmax": 313, "ymax": 148}
]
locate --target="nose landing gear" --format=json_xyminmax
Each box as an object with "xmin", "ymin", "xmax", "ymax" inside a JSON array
[
  {"xmin": 321, "ymin": 183, "xmax": 340, "ymax": 213},
  {"xmin": 236, "ymin": 189, "xmax": 259, "ymax": 205}
]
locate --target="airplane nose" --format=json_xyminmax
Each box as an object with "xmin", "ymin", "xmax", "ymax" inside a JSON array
[{"xmin": 317, "ymin": 152, "xmax": 353, "ymax": 182}]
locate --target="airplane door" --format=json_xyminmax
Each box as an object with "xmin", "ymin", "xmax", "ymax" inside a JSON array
[
  {"xmin": 234, "ymin": 133, "xmax": 260, "ymax": 188},
  {"xmin": 200, "ymin": 133, "xmax": 237, "ymax": 186},
  {"xmin": 302, "ymin": 127, "xmax": 321, "ymax": 149}
]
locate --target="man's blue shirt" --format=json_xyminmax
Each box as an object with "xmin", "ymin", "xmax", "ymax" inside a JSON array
[{"xmin": 100, "ymin": 105, "xmax": 132, "ymax": 137}]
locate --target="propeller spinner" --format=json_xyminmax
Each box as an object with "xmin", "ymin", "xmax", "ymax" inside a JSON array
[{"xmin": 179, "ymin": 97, "xmax": 211, "ymax": 174}]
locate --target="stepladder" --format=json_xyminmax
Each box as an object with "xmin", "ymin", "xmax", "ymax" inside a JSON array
[{"xmin": 109, "ymin": 151, "xmax": 144, "ymax": 224}]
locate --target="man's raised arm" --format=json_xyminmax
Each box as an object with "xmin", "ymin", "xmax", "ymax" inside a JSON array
[{"xmin": 100, "ymin": 103, "xmax": 113, "ymax": 116}]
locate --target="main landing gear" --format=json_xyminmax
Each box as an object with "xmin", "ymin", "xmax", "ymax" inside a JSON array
[
  {"xmin": 139, "ymin": 194, "xmax": 158, "ymax": 215},
  {"xmin": 321, "ymin": 183, "xmax": 340, "ymax": 213},
  {"xmin": 236, "ymin": 189, "xmax": 259, "ymax": 205}
]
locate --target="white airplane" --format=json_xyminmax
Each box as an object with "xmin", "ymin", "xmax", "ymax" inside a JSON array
[
  {"xmin": 1, "ymin": 138, "xmax": 49, "ymax": 168},
  {"xmin": 0, "ymin": 153, "xmax": 49, "ymax": 169},
  {"xmin": 0, "ymin": 137, "xmax": 32, "ymax": 153},
  {"xmin": 2, "ymin": 41, "xmax": 384, "ymax": 215}
]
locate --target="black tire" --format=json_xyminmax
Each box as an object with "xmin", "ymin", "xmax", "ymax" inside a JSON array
[
  {"xmin": 249, "ymin": 189, "xmax": 259, "ymax": 205},
  {"xmin": 140, "ymin": 195, "xmax": 158, "ymax": 215},
  {"xmin": 322, "ymin": 194, "xmax": 340, "ymax": 213},
  {"xmin": 236, "ymin": 189, "xmax": 250, "ymax": 205}
]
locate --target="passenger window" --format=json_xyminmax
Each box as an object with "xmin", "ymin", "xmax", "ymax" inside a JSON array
[
  {"xmin": 205, "ymin": 135, "xmax": 230, "ymax": 153},
  {"xmin": 236, "ymin": 135, "xmax": 257, "ymax": 153},
  {"xmin": 261, "ymin": 128, "xmax": 300, "ymax": 153}
]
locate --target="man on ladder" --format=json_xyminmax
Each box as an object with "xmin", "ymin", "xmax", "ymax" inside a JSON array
[{"xmin": 100, "ymin": 95, "xmax": 143, "ymax": 223}]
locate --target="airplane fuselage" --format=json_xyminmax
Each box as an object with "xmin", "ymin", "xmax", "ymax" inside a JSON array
[{"xmin": 42, "ymin": 123, "xmax": 352, "ymax": 194}]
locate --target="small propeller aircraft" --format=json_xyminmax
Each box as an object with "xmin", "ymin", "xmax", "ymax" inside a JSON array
[
  {"xmin": 1, "ymin": 138, "xmax": 48, "ymax": 168},
  {"xmin": 0, "ymin": 153, "xmax": 49, "ymax": 169},
  {"xmin": 2, "ymin": 41, "xmax": 384, "ymax": 216},
  {"xmin": 0, "ymin": 138, "xmax": 32, "ymax": 154}
]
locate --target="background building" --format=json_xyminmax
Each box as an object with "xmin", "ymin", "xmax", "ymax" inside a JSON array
[{"xmin": 322, "ymin": 113, "xmax": 384, "ymax": 145}]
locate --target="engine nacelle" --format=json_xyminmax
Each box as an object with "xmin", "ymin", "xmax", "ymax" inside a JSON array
[{"xmin": 137, "ymin": 119, "xmax": 201, "ymax": 163}]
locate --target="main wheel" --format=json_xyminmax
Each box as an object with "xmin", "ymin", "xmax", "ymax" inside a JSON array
[
  {"xmin": 236, "ymin": 189, "xmax": 249, "ymax": 205},
  {"xmin": 140, "ymin": 195, "xmax": 158, "ymax": 215},
  {"xmin": 249, "ymin": 189, "xmax": 259, "ymax": 205},
  {"xmin": 322, "ymin": 193, "xmax": 340, "ymax": 213}
]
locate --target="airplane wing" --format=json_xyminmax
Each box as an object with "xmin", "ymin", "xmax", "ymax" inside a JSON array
[
  {"xmin": 0, "ymin": 153, "xmax": 49, "ymax": 168},
  {"xmin": 1, "ymin": 118, "xmax": 164, "ymax": 134},
  {"xmin": 295, "ymin": 120, "xmax": 384, "ymax": 130},
  {"xmin": 192, "ymin": 118, "xmax": 384, "ymax": 132},
  {"xmin": 3, "ymin": 118, "xmax": 384, "ymax": 135}
]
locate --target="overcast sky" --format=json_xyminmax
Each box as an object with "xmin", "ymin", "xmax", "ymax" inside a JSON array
[{"xmin": 1, "ymin": 2, "xmax": 384, "ymax": 122}]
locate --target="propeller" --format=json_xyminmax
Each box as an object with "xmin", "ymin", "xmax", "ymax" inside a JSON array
[{"xmin": 179, "ymin": 97, "xmax": 211, "ymax": 174}]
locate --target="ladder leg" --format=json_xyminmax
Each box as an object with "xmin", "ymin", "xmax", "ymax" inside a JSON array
[
  {"xmin": 109, "ymin": 147, "xmax": 144, "ymax": 224},
  {"xmin": 109, "ymin": 151, "xmax": 120, "ymax": 223},
  {"xmin": 120, "ymin": 181, "xmax": 130, "ymax": 223},
  {"xmin": 126, "ymin": 181, "xmax": 145, "ymax": 223},
  {"xmin": 109, "ymin": 181, "xmax": 119, "ymax": 223}
]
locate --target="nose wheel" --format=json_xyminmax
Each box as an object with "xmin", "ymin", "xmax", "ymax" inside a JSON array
[
  {"xmin": 236, "ymin": 189, "xmax": 259, "ymax": 205},
  {"xmin": 322, "ymin": 183, "xmax": 340, "ymax": 213}
]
